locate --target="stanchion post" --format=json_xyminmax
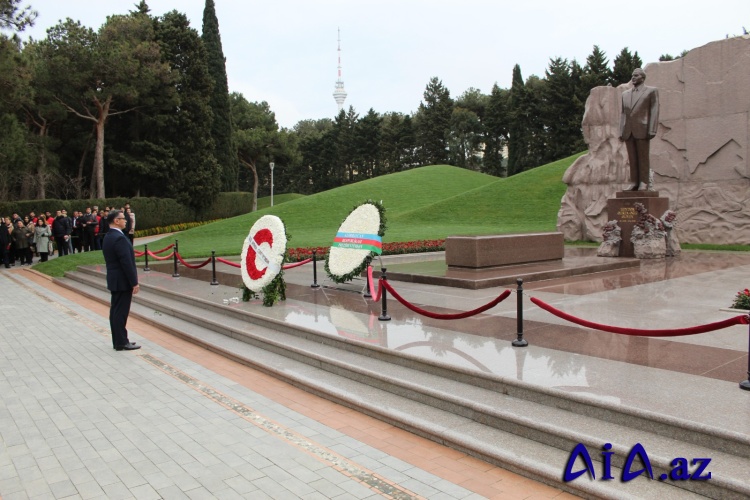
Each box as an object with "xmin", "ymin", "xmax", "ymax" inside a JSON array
[
  {"xmin": 363, "ymin": 256, "xmax": 372, "ymax": 298},
  {"xmin": 210, "ymin": 250, "xmax": 219, "ymax": 286},
  {"xmin": 310, "ymin": 250, "xmax": 320, "ymax": 289},
  {"xmin": 741, "ymin": 320, "xmax": 750, "ymax": 391},
  {"xmin": 143, "ymin": 244, "xmax": 150, "ymax": 272},
  {"xmin": 378, "ymin": 268, "xmax": 391, "ymax": 321},
  {"xmin": 512, "ymin": 278, "xmax": 528, "ymax": 347},
  {"xmin": 172, "ymin": 239, "xmax": 180, "ymax": 278}
]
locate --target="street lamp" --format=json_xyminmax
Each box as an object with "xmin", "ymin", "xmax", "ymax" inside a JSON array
[{"xmin": 269, "ymin": 162, "xmax": 275, "ymax": 206}]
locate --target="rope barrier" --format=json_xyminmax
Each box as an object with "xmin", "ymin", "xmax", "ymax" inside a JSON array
[
  {"xmin": 135, "ymin": 243, "xmax": 174, "ymax": 258},
  {"xmin": 175, "ymin": 252, "xmax": 212, "ymax": 269},
  {"xmin": 367, "ymin": 266, "xmax": 383, "ymax": 302},
  {"xmin": 146, "ymin": 250, "xmax": 175, "ymax": 261},
  {"xmin": 530, "ymin": 296, "xmax": 750, "ymax": 337},
  {"xmin": 216, "ymin": 257, "xmax": 241, "ymax": 268},
  {"xmin": 380, "ymin": 280, "xmax": 511, "ymax": 320},
  {"xmin": 282, "ymin": 258, "xmax": 312, "ymax": 270}
]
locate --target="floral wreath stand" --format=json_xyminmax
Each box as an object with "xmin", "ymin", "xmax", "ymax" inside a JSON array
[
  {"xmin": 240, "ymin": 215, "xmax": 288, "ymax": 306},
  {"xmin": 325, "ymin": 200, "xmax": 386, "ymax": 285}
]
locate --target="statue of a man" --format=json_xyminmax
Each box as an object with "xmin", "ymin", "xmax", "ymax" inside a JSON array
[{"xmin": 619, "ymin": 68, "xmax": 660, "ymax": 191}]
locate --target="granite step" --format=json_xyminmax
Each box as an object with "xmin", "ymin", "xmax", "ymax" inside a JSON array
[{"xmin": 57, "ymin": 268, "xmax": 750, "ymax": 499}]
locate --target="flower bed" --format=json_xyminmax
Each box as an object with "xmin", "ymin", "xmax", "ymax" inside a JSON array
[{"xmin": 287, "ymin": 239, "xmax": 446, "ymax": 263}]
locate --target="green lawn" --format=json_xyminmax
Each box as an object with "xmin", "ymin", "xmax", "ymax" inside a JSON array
[
  {"xmin": 37, "ymin": 151, "xmax": 747, "ymax": 278},
  {"xmin": 28, "ymin": 153, "xmax": 583, "ymax": 276}
]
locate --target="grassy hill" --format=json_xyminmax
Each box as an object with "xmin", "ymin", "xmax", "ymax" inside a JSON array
[{"xmin": 34, "ymin": 155, "xmax": 582, "ymax": 275}]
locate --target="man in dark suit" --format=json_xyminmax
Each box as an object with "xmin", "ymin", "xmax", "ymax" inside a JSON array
[
  {"xmin": 619, "ymin": 68, "xmax": 660, "ymax": 191},
  {"xmin": 102, "ymin": 210, "xmax": 141, "ymax": 351}
]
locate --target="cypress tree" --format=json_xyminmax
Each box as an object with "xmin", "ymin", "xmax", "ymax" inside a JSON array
[{"xmin": 202, "ymin": 0, "xmax": 238, "ymax": 191}]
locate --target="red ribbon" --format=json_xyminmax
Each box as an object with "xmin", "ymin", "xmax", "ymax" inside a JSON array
[
  {"xmin": 176, "ymin": 253, "xmax": 212, "ymax": 269},
  {"xmin": 381, "ymin": 280, "xmax": 511, "ymax": 320},
  {"xmin": 530, "ymin": 296, "xmax": 750, "ymax": 337},
  {"xmin": 282, "ymin": 258, "xmax": 312, "ymax": 270}
]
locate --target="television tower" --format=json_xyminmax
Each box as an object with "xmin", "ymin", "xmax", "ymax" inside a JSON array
[{"xmin": 332, "ymin": 28, "xmax": 347, "ymax": 112}]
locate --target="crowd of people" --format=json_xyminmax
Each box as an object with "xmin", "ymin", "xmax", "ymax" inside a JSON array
[{"xmin": 0, "ymin": 203, "xmax": 135, "ymax": 269}]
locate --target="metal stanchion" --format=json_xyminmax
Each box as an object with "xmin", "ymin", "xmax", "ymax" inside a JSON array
[
  {"xmin": 741, "ymin": 319, "xmax": 750, "ymax": 391},
  {"xmin": 143, "ymin": 244, "xmax": 150, "ymax": 272},
  {"xmin": 378, "ymin": 268, "xmax": 391, "ymax": 321},
  {"xmin": 172, "ymin": 239, "xmax": 180, "ymax": 278},
  {"xmin": 512, "ymin": 278, "xmax": 528, "ymax": 347},
  {"xmin": 311, "ymin": 250, "xmax": 320, "ymax": 289},
  {"xmin": 363, "ymin": 257, "xmax": 372, "ymax": 298},
  {"xmin": 210, "ymin": 250, "xmax": 219, "ymax": 286}
]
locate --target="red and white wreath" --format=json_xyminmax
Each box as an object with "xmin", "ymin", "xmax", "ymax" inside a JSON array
[{"xmin": 241, "ymin": 215, "xmax": 287, "ymax": 292}]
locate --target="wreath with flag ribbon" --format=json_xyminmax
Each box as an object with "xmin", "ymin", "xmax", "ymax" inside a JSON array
[
  {"xmin": 240, "ymin": 215, "xmax": 288, "ymax": 305},
  {"xmin": 325, "ymin": 200, "xmax": 386, "ymax": 283}
]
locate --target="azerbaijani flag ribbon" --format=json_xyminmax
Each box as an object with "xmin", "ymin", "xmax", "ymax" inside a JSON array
[{"xmin": 332, "ymin": 232, "xmax": 382, "ymax": 254}]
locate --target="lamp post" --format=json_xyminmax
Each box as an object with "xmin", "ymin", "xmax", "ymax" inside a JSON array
[{"xmin": 268, "ymin": 162, "xmax": 275, "ymax": 206}]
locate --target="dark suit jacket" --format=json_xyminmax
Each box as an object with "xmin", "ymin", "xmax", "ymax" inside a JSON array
[
  {"xmin": 102, "ymin": 229, "xmax": 138, "ymax": 292},
  {"xmin": 620, "ymin": 85, "xmax": 660, "ymax": 140}
]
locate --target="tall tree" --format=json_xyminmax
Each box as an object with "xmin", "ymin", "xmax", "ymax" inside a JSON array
[
  {"xmin": 38, "ymin": 15, "xmax": 171, "ymax": 198},
  {"xmin": 582, "ymin": 45, "xmax": 611, "ymax": 89},
  {"xmin": 379, "ymin": 112, "xmax": 415, "ymax": 174},
  {"xmin": 231, "ymin": 93, "xmax": 284, "ymax": 210},
  {"xmin": 0, "ymin": 0, "xmax": 36, "ymax": 32},
  {"xmin": 354, "ymin": 108, "xmax": 382, "ymax": 178},
  {"xmin": 507, "ymin": 64, "xmax": 530, "ymax": 175},
  {"xmin": 542, "ymin": 57, "xmax": 584, "ymax": 162},
  {"xmin": 611, "ymin": 47, "xmax": 643, "ymax": 85},
  {"xmin": 484, "ymin": 83, "xmax": 509, "ymax": 176},
  {"xmin": 201, "ymin": 0, "xmax": 237, "ymax": 191},
  {"xmin": 153, "ymin": 9, "xmax": 220, "ymax": 210},
  {"xmin": 415, "ymin": 77, "xmax": 453, "ymax": 165}
]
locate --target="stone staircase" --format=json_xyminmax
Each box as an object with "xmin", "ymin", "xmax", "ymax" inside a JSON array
[{"xmin": 56, "ymin": 266, "xmax": 750, "ymax": 499}]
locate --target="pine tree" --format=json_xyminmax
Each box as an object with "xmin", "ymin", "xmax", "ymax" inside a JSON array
[
  {"xmin": 582, "ymin": 45, "xmax": 611, "ymax": 89},
  {"xmin": 507, "ymin": 64, "xmax": 531, "ymax": 175},
  {"xmin": 415, "ymin": 77, "xmax": 453, "ymax": 165},
  {"xmin": 483, "ymin": 83, "xmax": 508, "ymax": 176},
  {"xmin": 202, "ymin": 0, "xmax": 238, "ymax": 191},
  {"xmin": 611, "ymin": 47, "xmax": 643, "ymax": 85}
]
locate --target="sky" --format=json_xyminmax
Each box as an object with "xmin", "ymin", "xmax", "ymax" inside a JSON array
[{"xmin": 18, "ymin": 0, "xmax": 750, "ymax": 128}]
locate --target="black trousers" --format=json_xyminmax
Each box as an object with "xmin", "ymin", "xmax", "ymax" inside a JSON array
[{"xmin": 110, "ymin": 289, "xmax": 133, "ymax": 348}]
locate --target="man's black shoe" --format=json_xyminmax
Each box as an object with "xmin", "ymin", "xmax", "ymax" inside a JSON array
[{"xmin": 115, "ymin": 343, "xmax": 141, "ymax": 351}]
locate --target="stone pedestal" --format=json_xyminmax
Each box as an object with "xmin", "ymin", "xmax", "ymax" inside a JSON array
[
  {"xmin": 445, "ymin": 232, "xmax": 564, "ymax": 268},
  {"xmin": 606, "ymin": 192, "xmax": 669, "ymax": 257}
]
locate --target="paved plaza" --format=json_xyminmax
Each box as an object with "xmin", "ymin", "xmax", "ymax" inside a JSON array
[{"xmin": 0, "ymin": 267, "xmax": 573, "ymax": 499}]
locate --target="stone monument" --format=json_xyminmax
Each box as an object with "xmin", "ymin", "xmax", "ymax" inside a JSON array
[{"xmin": 557, "ymin": 35, "xmax": 750, "ymax": 245}]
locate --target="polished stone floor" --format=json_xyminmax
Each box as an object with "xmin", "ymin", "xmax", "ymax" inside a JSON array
[{"xmin": 96, "ymin": 248, "xmax": 750, "ymax": 434}]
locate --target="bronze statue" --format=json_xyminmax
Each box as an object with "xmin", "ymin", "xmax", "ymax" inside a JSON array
[{"xmin": 619, "ymin": 68, "xmax": 660, "ymax": 191}]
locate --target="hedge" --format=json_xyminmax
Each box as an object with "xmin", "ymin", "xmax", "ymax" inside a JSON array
[{"xmin": 0, "ymin": 192, "xmax": 254, "ymax": 231}]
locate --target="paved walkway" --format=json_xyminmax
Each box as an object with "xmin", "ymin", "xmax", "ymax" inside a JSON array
[{"xmin": 0, "ymin": 269, "xmax": 573, "ymax": 500}]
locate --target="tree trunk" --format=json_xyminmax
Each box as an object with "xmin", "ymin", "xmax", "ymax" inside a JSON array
[
  {"xmin": 36, "ymin": 121, "xmax": 48, "ymax": 200},
  {"xmin": 92, "ymin": 96, "xmax": 112, "ymax": 199},
  {"xmin": 240, "ymin": 158, "xmax": 258, "ymax": 211}
]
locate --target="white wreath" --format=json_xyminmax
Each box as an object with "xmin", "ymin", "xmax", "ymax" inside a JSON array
[
  {"xmin": 327, "ymin": 203, "xmax": 382, "ymax": 279},
  {"xmin": 241, "ymin": 215, "xmax": 287, "ymax": 292}
]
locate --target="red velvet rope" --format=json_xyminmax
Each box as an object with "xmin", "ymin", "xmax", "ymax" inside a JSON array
[
  {"xmin": 136, "ymin": 243, "xmax": 174, "ymax": 257},
  {"xmin": 151, "ymin": 243, "xmax": 175, "ymax": 254},
  {"xmin": 216, "ymin": 257, "xmax": 241, "ymax": 268},
  {"xmin": 175, "ymin": 253, "xmax": 212, "ymax": 269},
  {"xmin": 381, "ymin": 280, "xmax": 511, "ymax": 320},
  {"xmin": 367, "ymin": 266, "xmax": 382, "ymax": 302},
  {"xmin": 146, "ymin": 250, "xmax": 175, "ymax": 261},
  {"xmin": 282, "ymin": 258, "xmax": 312, "ymax": 270},
  {"xmin": 530, "ymin": 296, "xmax": 750, "ymax": 337}
]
